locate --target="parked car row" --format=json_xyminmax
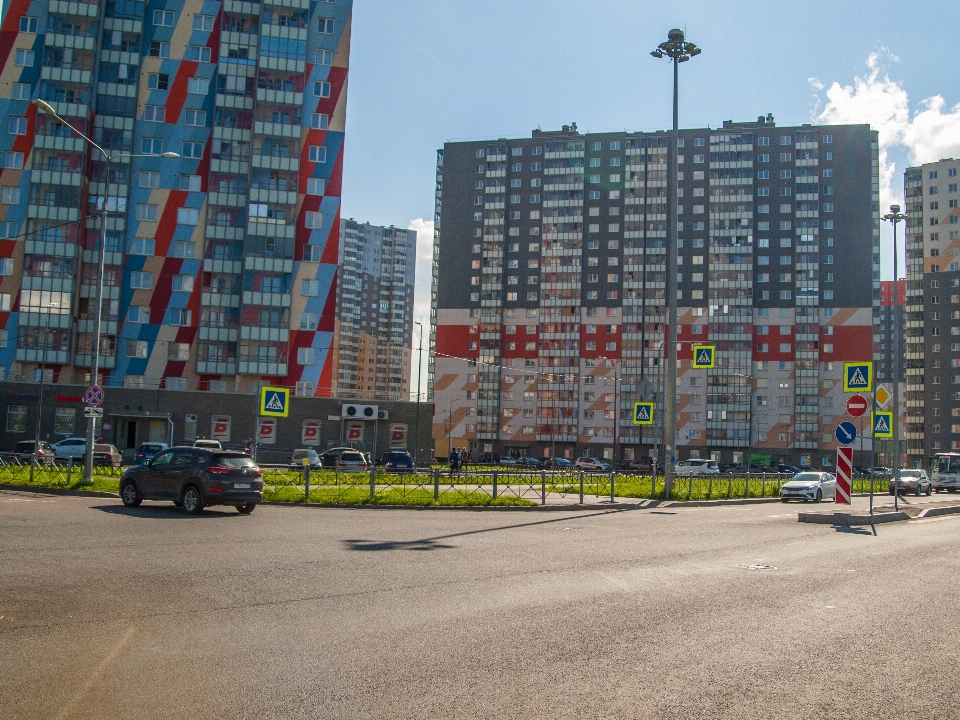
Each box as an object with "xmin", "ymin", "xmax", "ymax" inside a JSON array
[{"xmin": 11, "ymin": 438, "xmax": 124, "ymax": 467}]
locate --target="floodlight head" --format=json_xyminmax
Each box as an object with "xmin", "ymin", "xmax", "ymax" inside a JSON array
[
  {"xmin": 650, "ymin": 50, "xmax": 663, "ymax": 58},
  {"xmin": 689, "ymin": 46, "xmax": 702, "ymax": 56},
  {"xmin": 33, "ymin": 99, "xmax": 56, "ymax": 115},
  {"xmin": 678, "ymin": 55, "xmax": 689, "ymax": 63}
]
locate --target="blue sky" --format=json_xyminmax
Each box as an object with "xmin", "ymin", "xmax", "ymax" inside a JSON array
[{"xmin": 343, "ymin": 1, "xmax": 960, "ymax": 391}]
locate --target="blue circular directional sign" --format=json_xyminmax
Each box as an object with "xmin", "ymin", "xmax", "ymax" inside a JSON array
[
  {"xmin": 85, "ymin": 385, "xmax": 104, "ymax": 407},
  {"xmin": 835, "ymin": 420, "xmax": 857, "ymax": 446}
]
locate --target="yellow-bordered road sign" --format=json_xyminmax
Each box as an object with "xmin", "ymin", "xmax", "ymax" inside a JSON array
[
  {"xmin": 692, "ymin": 344, "xmax": 715, "ymax": 369},
  {"xmin": 633, "ymin": 402, "xmax": 655, "ymax": 425},
  {"xmin": 872, "ymin": 411, "xmax": 893, "ymax": 439},
  {"xmin": 259, "ymin": 386, "xmax": 290, "ymax": 417},
  {"xmin": 843, "ymin": 361, "xmax": 873, "ymax": 393}
]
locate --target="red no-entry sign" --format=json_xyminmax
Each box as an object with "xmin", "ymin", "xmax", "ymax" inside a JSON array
[{"xmin": 846, "ymin": 394, "xmax": 868, "ymax": 417}]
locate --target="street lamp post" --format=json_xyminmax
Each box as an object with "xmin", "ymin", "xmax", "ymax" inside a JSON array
[
  {"xmin": 30, "ymin": 303, "xmax": 59, "ymax": 481},
  {"xmin": 651, "ymin": 29, "xmax": 701, "ymax": 499},
  {"xmin": 32, "ymin": 99, "xmax": 178, "ymax": 484},
  {"xmin": 414, "ymin": 321, "xmax": 424, "ymax": 468},
  {"xmin": 598, "ymin": 356, "xmax": 620, "ymax": 464},
  {"xmin": 883, "ymin": 204, "xmax": 907, "ymax": 509}
]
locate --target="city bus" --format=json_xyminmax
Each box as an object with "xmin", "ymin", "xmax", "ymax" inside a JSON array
[{"xmin": 930, "ymin": 453, "xmax": 960, "ymax": 492}]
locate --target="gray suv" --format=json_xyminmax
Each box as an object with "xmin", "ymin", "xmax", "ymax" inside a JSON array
[{"xmin": 119, "ymin": 447, "xmax": 263, "ymax": 515}]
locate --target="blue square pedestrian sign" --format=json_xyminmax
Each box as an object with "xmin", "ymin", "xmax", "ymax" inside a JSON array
[
  {"xmin": 843, "ymin": 362, "xmax": 873, "ymax": 393},
  {"xmin": 633, "ymin": 402, "xmax": 655, "ymax": 426},
  {"xmin": 259, "ymin": 386, "xmax": 290, "ymax": 417},
  {"xmin": 692, "ymin": 344, "xmax": 715, "ymax": 369},
  {"xmin": 872, "ymin": 410, "xmax": 893, "ymax": 439}
]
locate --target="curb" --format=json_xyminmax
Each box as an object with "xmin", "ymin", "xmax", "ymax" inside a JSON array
[
  {"xmin": 0, "ymin": 483, "xmax": 118, "ymax": 499},
  {"xmin": 917, "ymin": 505, "xmax": 960, "ymax": 519},
  {"xmin": 798, "ymin": 511, "xmax": 910, "ymax": 525}
]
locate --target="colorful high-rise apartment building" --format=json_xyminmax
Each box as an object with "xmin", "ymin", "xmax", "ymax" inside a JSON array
[
  {"xmin": 333, "ymin": 218, "xmax": 416, "ymax": 401},
  {"xmin": 432, "ymin": 118, "xmax": 880, "ymax": 466},
  {"xmin": 0, "ymin": 0, "xmax": 352, "ymax": 396},
  {"xmin": 903, "ymin": 158, "xmax": 960, "ymax": 465}
]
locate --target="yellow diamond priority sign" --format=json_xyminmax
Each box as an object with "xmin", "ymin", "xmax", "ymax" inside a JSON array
[{"xmin": 875, "ymin": 384, "xmax": 890, "ymax": 409}]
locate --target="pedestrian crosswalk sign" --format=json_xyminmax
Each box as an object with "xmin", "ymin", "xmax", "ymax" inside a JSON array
[
  {"xmin": 843, "ymin": 362, "xmax": 873, "ymax": 392},
  {"xmin": 872, "ymin": 410, "xmax": 893, "ymax": 439},
  {"xmin": 259, "ymin": 386, "xmax": 290, "ymax": 417},
  {"xmin": 633, "ymin": 402, "xmax": 655, "ymax": 426},
  {"xmin": 692, "ymin": 344, "xmax": 715, "ymax": 369}
]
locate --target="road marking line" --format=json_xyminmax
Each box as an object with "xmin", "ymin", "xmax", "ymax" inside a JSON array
[
  {"xmin": 597, "ymin": 572, "xmax": 629, "ymax": 591},
  {"xmin": 53, "ymin": 626, "xmax": 135, "ymax": 720}
]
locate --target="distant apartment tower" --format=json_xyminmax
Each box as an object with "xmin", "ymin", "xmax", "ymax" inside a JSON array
[
  {"xmin": 333, "ymin": 219, "xmax": 415, "ymax": 401},
  {"xmin": 0, "ymin": 0, "xmax": 352, "ymax": 397},
  {"xmin": 876, "ymin": 280, "xmax": 906, "ymax": 386},
  {"xmin": 432, "ymin": 118, "xmax": 879, "ymax": 465},
  {"xmin": 903, "ymin": 158, "xmax": 960, "ymax": 465}
]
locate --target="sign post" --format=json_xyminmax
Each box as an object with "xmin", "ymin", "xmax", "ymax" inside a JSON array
[{"xmin": 835, "ymin": 446, "xmax": 852, "ymax": 505}]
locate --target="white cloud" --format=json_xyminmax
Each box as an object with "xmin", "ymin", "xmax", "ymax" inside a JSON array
[
  {"xmin": 407, "ymin": 217, "xmax": 434, "ymax": 399},
  {"xmin": 812, "ymin": 51, "xmax": 960, "ymax": 210}
]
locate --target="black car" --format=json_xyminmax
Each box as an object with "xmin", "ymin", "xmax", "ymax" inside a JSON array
[
  {"xmin": 517, "ymin": 456, "xmax": 544, "ymax": 469},
  {"xmin": 378, "ymin": 450, "xmax": 415, "ymax": 472},
  {"xmin": 119, "ymin": 447, "xmax": 263, "ymax": 515}
]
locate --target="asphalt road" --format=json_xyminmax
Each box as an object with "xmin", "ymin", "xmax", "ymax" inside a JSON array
[{"xmin": 2, "ymin": 490, "xmax": 959, "ymax": 720}]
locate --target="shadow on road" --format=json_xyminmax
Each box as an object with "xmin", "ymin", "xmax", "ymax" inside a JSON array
[
  {"xmin": 343, "ymin": 509, "xmax": 626, "ymax": 552},
  {"xmin": 91, "ymin": 504, "xmax": 240, "ymax": 520},
  {"xmin": 830, "ymin": 523, "xmax": 877, "ymax": 536}
]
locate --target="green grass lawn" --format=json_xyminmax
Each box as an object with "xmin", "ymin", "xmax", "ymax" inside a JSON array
[{"xmin": 0, "ymin": 464, "xmax": 893, "ymax": 507}]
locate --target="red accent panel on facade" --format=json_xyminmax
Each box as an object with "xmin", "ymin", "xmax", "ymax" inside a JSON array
[
  {"xmin": 502, "ymin": 328, "xmax": 539, "ymax": 359},
  {"xmin": 0, "ymin": 240, "xmax": 16, "ymax": 259},
  {"xmin": 326, "ymin": 140, "xmax": 344, "ymax": 197},
  {"xmin": 580, "ymin": 324, "xmax": 621, "ymax": 360},
  {"xmin": 0, "ymin": 0, "xmax": 33, "ymax": 58},
  {"xmin": 317, "ymin": 269, "xmax": 338, "ymax": 333},
  {"xmin": 678, "ymin": 324, "xmax": 708, "ymax": 343},
  {"xmin": 165, "ymin": 61, "xmax": 199, "ymax": 125},
  {"xmin": 752, "ymin": 327, "xmax": 796, "ymax": 362},
  {"xmin": 820, "ymin": 325, "xmax": 872, "ymax": 362},
  {"xmin": 435, "ymin": 324, "xmax": 479, "ymax": 360},
  {"xmin": 148, "ymin": 257, "xmax": 184, "ymax": 326},
  {"xmin": 206, "ymin": 7, "xmax": 222, "ymax": 60},
  {"xmin": 317, "ymin": 346, "xmax": 334, "ymax": 397},
  {"xmin": 299, "ymin": 128, "xmax": 326, "ymax": 192},
  {"xmin": 315, "ymin": 66, "xmax": 347, "ymax": 117},
  {"xmin": 153, "ymin": 190, "xmax": 188, "ymax": 256},
  {"xmin": 11, "ymin": 102, "xmax": 36, "ymax": 156},
  {"xmin": 319, "ymin": 205, "xmax": 340, "ymax": 265}
]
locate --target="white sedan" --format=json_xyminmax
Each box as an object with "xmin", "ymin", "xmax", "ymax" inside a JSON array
[{"xmin": 780, "ymin": 471, "xmax": 837, "ymax": 503}]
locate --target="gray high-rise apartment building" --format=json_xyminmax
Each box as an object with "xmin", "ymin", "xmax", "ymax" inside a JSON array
[
  {"xmin": 904, "ymin": 158, "xmax": 960, "ymax": 465},
  {"xmin": 333, "ymin": 219, "xmax": 416, "ymax": 401},
  {"xmin": 432, "ymin": 117, "xmax": 879, "ymax": 466}
]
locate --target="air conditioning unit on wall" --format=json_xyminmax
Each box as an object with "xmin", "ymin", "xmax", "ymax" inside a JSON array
[
  {"xmin": 377, "ymin": 409, "xmax": 389, "ymax": 420},
  {"xmin": 342, "ymin": 404, "xmax": 378, "ymax": 419}
]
